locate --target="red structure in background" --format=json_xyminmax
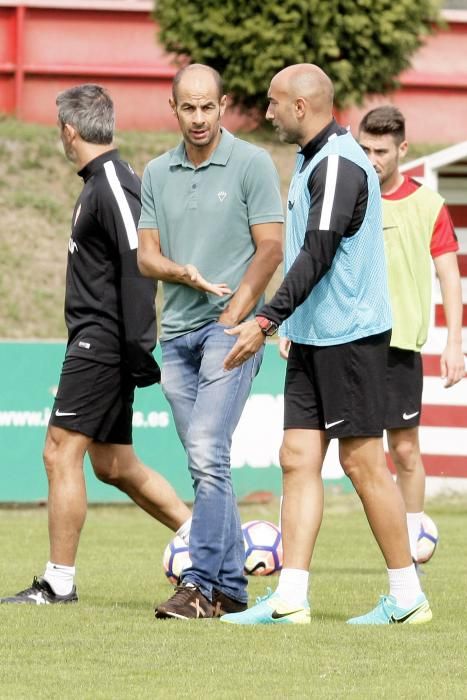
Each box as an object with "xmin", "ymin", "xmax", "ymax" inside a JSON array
[
  {"xmin": 0, "ymin": 0, "xmax": 257, "ymax": 132},
  {"xmin": 0, "ymin": 1, "xmax": 467, "ymax": 141},
  {"xmin": 340, "ymin": 10, "xmax": 467, "ymax": 145}
]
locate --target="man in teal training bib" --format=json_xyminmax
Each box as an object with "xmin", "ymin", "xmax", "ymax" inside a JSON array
[{"xmin": 222, "ymin": 64, "xmax": 432, "ymax": 626}]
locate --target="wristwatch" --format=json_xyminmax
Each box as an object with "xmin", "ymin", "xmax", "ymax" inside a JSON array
[{"xmin": 256, "ymin": 315, "xmax": 279, "ymax": 337}]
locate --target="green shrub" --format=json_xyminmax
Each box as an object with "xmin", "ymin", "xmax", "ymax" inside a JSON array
[{"xmin": 154, "ymin": 0, "xmax": 442, "ymax": 110}]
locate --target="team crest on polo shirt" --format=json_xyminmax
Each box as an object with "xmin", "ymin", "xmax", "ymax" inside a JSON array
[{"xmin": 217, "ymin": 191, "xmax": 227, "ymax": 202}]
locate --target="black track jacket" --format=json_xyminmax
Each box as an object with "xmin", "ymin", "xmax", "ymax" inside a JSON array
[{"xmin": 64, "ymin": 149, "xmax": 160, "ymax": 387}]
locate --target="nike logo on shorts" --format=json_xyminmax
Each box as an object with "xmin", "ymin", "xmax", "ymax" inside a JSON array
[
  {"xmin": 325, "ymin": 419, "xmax": 345, "ymax": 429},
  {"xmin": 55, "ymin": 410, "xmax": 77, "ymax": 417},
  {"xmin": 402, "ymin": 411, "xmax": 419, "ymax": 420}
]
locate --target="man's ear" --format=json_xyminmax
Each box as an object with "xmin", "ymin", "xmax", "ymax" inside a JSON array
[
  {"xmin": 62, "ymin": 123, "xmax": 77, "ymax": 143},
  {"xmin": 169, "ymin": 97, "xmax": 177, "ymax": 116},
  {"xmin": 219, "ymin": 94, "xmax": 228, "ymax": 118},
  {"xmin": 399, "ymin": 139, "xmax": 408, "ymax": 160},
  {"xmin": 294, "ymin": 97, "xmax": 306, "ymax": 119}
]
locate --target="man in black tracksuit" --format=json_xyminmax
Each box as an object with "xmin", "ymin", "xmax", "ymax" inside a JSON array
[{"xmin": 0, "ymin": 84, "xmax": 191, "ymax": 605}]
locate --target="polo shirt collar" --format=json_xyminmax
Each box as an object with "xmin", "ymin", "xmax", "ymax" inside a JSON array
[{"xmin": 169, "ymin": 128, "xmax": 234, "ymax": 169}]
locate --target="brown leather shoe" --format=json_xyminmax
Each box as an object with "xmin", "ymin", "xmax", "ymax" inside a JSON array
[
  {"xmin": 212, "ymin": 589, "xmax": 248, "ymax": 617},
  {"xmin": 155, "ymin": 583, "xmax": 214, "ymax": 620}
]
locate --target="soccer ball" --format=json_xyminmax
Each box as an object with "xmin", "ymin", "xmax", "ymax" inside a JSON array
[
  {"xmin": 416, "ymin": 514, "xmax": 439, "ymax": 564},
  {"xmin": 162, "ymin": 535, "xmax": 191, "ymax": 584},
  {"xmin": 242, "ymin": 520, "xmax": 283, "ymax": 576}
]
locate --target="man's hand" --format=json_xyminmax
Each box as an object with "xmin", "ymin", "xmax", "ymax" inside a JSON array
[
  {"xmin": 279, "ymin": 337, "xmax": 291, "ymax": 360},
  {"xmin": 440, "ymin": 344, "xmax": 466, "ymax": 387},
  {"xmin": 223, "ymin": 320, "xmax": 265, "ymax": 370},
  {"xmin": 184, "ymin": 264, "xmax": 232, "ymax": 297}
]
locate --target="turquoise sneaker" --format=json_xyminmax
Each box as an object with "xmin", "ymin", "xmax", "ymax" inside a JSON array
[
  {"xmin": 347, "ymin": 593, "xmax": 432, "ymax": 625},
  {"xmin": 220, "ymin": 589, "xmax": 310, "ymax": 625}
]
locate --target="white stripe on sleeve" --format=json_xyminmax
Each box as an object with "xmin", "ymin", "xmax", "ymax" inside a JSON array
[
  {"xmin": 318, "ymin": 154, "xmax": 339, "ymax": 231},
  {"xmin": 104, "ymin": 160, "xmax": 138, "ymax": 250}
]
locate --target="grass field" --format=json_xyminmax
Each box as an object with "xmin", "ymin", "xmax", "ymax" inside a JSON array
[
  {"xmin": 1, "ymin": 495, "xmax": 466, "ymax": 699},
  {"xmin": 0, "ymin": 116, "xmax": 464, "ymax": 698}
]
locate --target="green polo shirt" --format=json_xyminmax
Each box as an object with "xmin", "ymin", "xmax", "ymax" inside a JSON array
[{"xmin": 139, "ymin": 128, "xmax": 284, "ymax": 340}]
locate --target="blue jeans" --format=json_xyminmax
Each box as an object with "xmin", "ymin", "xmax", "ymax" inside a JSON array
[{"xmin": 161, "ymin": 321, "xmax": 263, "ymax": 603}]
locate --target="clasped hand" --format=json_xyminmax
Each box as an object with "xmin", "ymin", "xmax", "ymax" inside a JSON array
[{"xmin": 223, "ymin": 320, "xmax": 265, "ymax": 371}]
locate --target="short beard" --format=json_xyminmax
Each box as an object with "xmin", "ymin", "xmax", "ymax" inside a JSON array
[{"xmin": 276, "ymin": 126, "xmax": 301, "ymax": 146}]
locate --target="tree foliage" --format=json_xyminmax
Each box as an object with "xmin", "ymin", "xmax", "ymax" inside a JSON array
[{"xmin": 154, "ymin": 0, "xmax": 442, "ymax": 110}]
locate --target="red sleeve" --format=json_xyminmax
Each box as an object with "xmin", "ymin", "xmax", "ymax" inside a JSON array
[{"xmin": 430, "ymin": 205, "xmax": 459, "ymax": 258}]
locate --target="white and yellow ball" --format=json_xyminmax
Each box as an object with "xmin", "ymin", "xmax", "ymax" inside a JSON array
[{"xmin": 416, "ymin": 514, "xmax": 439, "ymax": 564}]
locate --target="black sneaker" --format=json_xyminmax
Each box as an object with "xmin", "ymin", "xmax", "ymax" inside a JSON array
[
  {"xmin": 155, "ymin": 582, "xmax": 214, "ymax": 619},
  {"xmin": 0, "ymin": 576, "xmax": 78, "ymax": 605},
  {"xmin": 212, "ymin": 589, "xmax": 248, "ymax": 617}
]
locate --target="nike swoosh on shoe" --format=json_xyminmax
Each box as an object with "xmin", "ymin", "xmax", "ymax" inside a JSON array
[{"xmin": 271, "ymin": 607, "xmax": 306, "ymax": 620}]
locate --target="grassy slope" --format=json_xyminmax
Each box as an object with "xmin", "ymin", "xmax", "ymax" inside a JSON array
[
  {"xmin": 0, "ymin": 497, "xmax": 466, "ymax": 699},
  {"xmin": 0, "ymin": 116, "xmax": 445, "ymax": 339},
  {"xmin": 0, "ymin": 118, "xmax": 295, "ymax": 339}
]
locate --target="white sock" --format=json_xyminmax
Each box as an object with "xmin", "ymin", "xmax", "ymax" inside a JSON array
[
  {"xmin": 43, "ymin": 561, "xmax": 75, "ymax": 596},
  {"xmin": 276, "ymin": 568, "xmax": 309, "ymax": 607},
  {"xmin": 406, "ymin": 512, "xmax": 423, "ymax": 561},
  {"xmin": 176, "ymin": 517, "xmax": 192, "ymax": 545},
  {"xmin": 387, "ymin": 564, "xmax": 422, "ymax": 608}
]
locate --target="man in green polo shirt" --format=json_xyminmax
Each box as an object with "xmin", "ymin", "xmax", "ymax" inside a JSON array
[{"xmin": 137, "ymin": 64, "xmax": 284, "ymax": 620}]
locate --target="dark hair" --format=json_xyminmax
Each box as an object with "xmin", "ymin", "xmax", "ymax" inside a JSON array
[
  {"xmin": 172, "ymin": 64, "xmax": 224, "ymax": 103},
  {"xmin": 56, "ymin": 84, "xmax": 114, "ymax": 144},
  {"xmin": 359, "ymin": 105, "xmax": 405, "ymax": 145}
]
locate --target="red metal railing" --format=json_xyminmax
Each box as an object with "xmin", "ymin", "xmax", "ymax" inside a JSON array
[{"xmin": 1, "ymin": 2, "xmax": 467, "ymax": 137}]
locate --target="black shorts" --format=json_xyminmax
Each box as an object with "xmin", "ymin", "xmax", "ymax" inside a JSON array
[
  {"xmin": 49, "ymin": 356, "xmax": 135, "ymax": 444},
  {"xmin": 284, "ymin": 331, "xmax": 391, "ymax": 438},
  {"xmin": 385, "ymin": 347, "xmax": 423, "ymax": 429}
]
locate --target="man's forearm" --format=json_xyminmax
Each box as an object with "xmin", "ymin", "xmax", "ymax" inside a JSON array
[
  {"xmin": 259, "ymin": 228, "xmax": 341, "ymax": 325},
  {"xmin": 219, "ymin": 239, "xmax": 283, "ymax": 325},
  {"xmin": 260, "ymin": 250, "xmax": 331, "ymax": 326},
  {"xmin": 441, "ymin": 280, "xmax": 463, "ymax": 348},
  {"xmin": 436, "ymin": 253, "xmax": 463, "ymax": 346},
  {"xmin": 137, "ymin": 248, "xmax": 191, "ymax": 285}
]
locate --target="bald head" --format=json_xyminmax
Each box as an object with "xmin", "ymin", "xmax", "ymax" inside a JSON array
[
  {"xmin": 272, "ymin": 64, "xmax": 334, "ymax": 112},
  {"xmin": 172, "ymin": 64, "xmax": 224, "ymax": 103},
  {"xmin": 266, "ymin": 64, "xmax": 334, "ymax": 146}
]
